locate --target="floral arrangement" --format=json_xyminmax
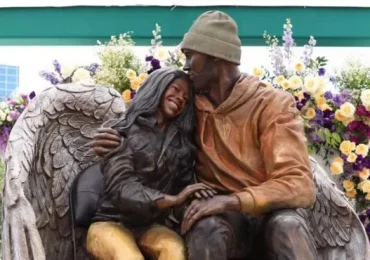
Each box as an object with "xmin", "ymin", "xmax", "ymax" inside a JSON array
[
  {"xmin": 39, "ymin": 24, "xmax": 186, "ymax": 105},
  {"xmin": 0, "ymin": 91, "xmax": 36, "ymax": 156},
  {"xmin": 39, "ymin": 60, "xmax": 98, "ymax": 85},
  {"xmin": 253, "ymin": 18, "xmax": 370, "ymax": 240}
]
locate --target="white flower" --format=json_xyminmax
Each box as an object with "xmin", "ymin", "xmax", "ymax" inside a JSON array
[
  {"xmin": 303, "ymin": 75, "xmax": 318, "ymax": 94},
  {"xmin": 288, "ymin": 75, "xmax": 303, "ymax": 90},
  {"xmin": 0, "ymin": 111, "xmax": 6, "ymax": 121},
  {"xmin": 361, "ymin": 89, "xmax": 370, "ymax": 107},
  {"xmin": 61, "ymin": 65, "xmax": 78, "ymax": 79},
  {"xmin": 72, "ymin": 68, "xmax": 91, "ymax": 83},
  {"xmin": 155, "ymin": 48, "xmax": 170, "ymax": 61}
]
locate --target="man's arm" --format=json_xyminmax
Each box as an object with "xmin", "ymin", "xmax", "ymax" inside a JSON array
[{"xmin": 235, "ymin": 92, "xmax": 316, "ymax": 216}]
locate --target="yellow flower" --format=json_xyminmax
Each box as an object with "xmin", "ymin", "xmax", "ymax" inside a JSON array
[
  {"xmin": 303, "ymin": 75, "xmax": 318, "ymax": 94},
  {"xmin": 288, "ymin": 75, "xmax": 303, "ymax": 90},
  {"xmin": 360, "ymin": 180, "xmax": 370, "ymax": 193},
  {"xmin": 122, "ymin": 89, "xmax": 132, "ymax": 102},
  {"xmin": 335, "ymin": 110, "xmax": 347, "ymax": 122},
  {"xmin": 339, "ymin": 140, "xmax": 356, "ymax": 156},
  {"xmin": 155, "ymin": 48, "xmax": 170, "ymax": 61},
  {"xmin": 281, "ymin": 79, "xmax": 290, "ymax": 90},
  {"xmin": 273, "ymin": 75, "xmax": 286, "ymax": 85},
  {"xmin": 339, "ymin": 102, "xmax": 356, "ymax": 119},
  {"xmin": 295, "ymin": 90, "xmax": 305, "ymax": 100},
  {"xmin": 366, "ymin": 193, "xmax": 370, "ymax": 200},
  {"xmin": 333, "ymin": 156, "xmax": 344, "ymax": 165},
  {"xmin": 315, "ymin": 97, "xmax": 326, "ymax": 107},
  {"xmin": 359, "ymin": 168, "xmax": 370, "ymax": 180},
  {"xmin": 130, "ymin": 78, "xmax": 141, "ymax": 91},
  {"xmin": 355, "ymin": 144, "xmax": 369, "ymax": 157},
  {"xmin": 346, "ymin": 152, "xmax": 357, "ymax": 163},
  {"xmin": 330, "ymin": 161, "xmax": 343, "ymax": 175},
  {"xmin": 361, "ymin": 89, "xmax": 370, "ymax": 108},
  {"xmin": 138, "ymin": 73, "xmax": 148, "ymax": 83},
  {"xmin": 343, "ymin": 180, "xmax": 355, "ymax": 192},
  {"xmin": 345, "ymin": 189, "xmax": 357, "ymax": 199},
  {"xmin": 305, "ymin": 108, "xmax": 316, "ymax": 119},
  {"xmin": 126, "ymin": 69, "xmax": 137, "ymax": 80},
  {"xmin": 72, "ymin": 68, "xmax": 91, "ymax": 83},
  {"xmin": 294, "ymin": 62, "xmax": 305, "ymax": 72},
  {"xmin": 253, "ymin": 67, "xmax": 264, "ymax": 78},
  {"xmin": 262, "ymin": 81, "xmax": 272, "ymax": 88}
]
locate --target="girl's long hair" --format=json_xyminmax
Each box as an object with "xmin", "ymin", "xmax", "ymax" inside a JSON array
[{"xmin": 114, "ymin": 67, "xmax": 197, "ymax": 154}]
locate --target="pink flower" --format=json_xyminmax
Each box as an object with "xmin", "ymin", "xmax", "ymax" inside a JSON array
[{"xmin": 356, "ymin": 105, "xmax": 368, "ymax": 117}]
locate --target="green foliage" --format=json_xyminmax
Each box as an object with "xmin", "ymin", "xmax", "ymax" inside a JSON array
[
  {"xmin": 93, "ymin": 33, "xmax": 144, "ymax": 94},
  {"xmin": 335, "ymin": 59, "xmax": 370, "ymax": 91}
]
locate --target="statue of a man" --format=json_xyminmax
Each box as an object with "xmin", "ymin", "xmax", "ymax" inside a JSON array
[{"xmin": 93, "ymin": 11, "xmax": 368, "ymax": 260}]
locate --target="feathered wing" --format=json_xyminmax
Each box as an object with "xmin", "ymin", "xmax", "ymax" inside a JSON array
[
  {"xmin": 298, "ymin": 157, "xmax": 370, "ymax": 259},
  {"xmin": 2, "ymin": 84, "xmax": 125, "ymax": 260}
]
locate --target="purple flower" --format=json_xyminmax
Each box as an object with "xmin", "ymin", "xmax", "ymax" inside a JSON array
[
  {"xmin": 318, "ymin": 68, "xmax": 326, "ymax": 76},
  {"xmin": 29, "ymin": 91, "xmax": 36, "ymax": 100},
  {"xmin": 7, "ymin": 99, "xmax": 17, "ymax": 106},
  {"xmin": 53, "ymin": 60, "xmax": 61, "ymax": 74},
  {"xmin": 333, "ymin": 90, "xmax": 351, "ymax": 107},
  {"xmin": 146, "ymin": 56, "xmax": 154, "ymax": 62},
  {"xmin": 364, "ymin": 157, "xmax": 370, "ymax": 168},
  {"xmin": 323, "ymin": 110, "xmax": 335, "ymax": 120},
  {"xmin": 356, "ymin": 105, "xmax": 369, "ymax": 117},
  {"xmin": 39, "ymin": 71, "xmax": 59, "ymax": 85},
  {"xmin": 308, "ymin": 130, "xmax": 322, "ymax": 143},
  {"xmin": 303, "ymin": 92, "xmax": 311, "ymax": 100},
  {"xmin": 359, "ymin": 214, "xmax": 367, "ymax": 224},
  {"xmin": 324, "ymin": 91, "xmax": 333, "ymax": 100},
  {"xmin": 151, "ymin": 59, "xmax": 160, "ymax": 69},
  {"xmin": 9, "ymin": 111, "xmax": 20, "ymax": 121},
  {"xmin": 130, "ymin": 91, "xmax": 136, "ymax": 99},
  {"xmin": 20, "ymin": 104, "xmax": 25, "ymax": 110},
  {"xmin": 20, "ymin": 93, "xmax": 28, "ymax": 100},
  {"xmin": 88, "ymin": 63, "xmax": 99, "ymax": 76},
  {"xmin": 353, "ymin": 162, "xmax": 365, "ymax": 171},
  {"xmin": 348, "ymin": 121, "xmax": 361, "ymax": 131},
  {"xmin": 350, "ymin": 135, "xmax": 361, "ymax": 145},
  {"xmin": 315, "ymin": 108, "xmax": 324, "ymax": 118},
  {"xmin": 296, "ymin": 102, "xmax": 304, "ymax": 110}
]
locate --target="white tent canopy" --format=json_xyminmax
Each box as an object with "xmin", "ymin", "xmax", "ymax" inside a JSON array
[{"xmin": 0, "ymin": 0, "xmax": 369, "ymax": 8}]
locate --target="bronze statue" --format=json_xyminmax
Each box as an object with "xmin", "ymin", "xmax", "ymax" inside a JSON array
[
  {"xmin": 93, "ymin": 11, "xmax": 370, "ymax": 260},
  {"xmin": 87, "ymin": 68, "xmax": 215, "ymax": 260},
  {"xmin": 2, "ymin": 10, "xmax": 370, "ymax": 260}
]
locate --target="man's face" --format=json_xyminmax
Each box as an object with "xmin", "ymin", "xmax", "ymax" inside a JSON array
[{"xmin": 182, "ymin": 49, "xmax": 217, "ymax": 93}]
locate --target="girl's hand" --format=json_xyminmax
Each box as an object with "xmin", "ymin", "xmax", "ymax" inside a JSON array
[{"xmin": 176, "ymin": 183, "xmax": 217, "ymax": 206}]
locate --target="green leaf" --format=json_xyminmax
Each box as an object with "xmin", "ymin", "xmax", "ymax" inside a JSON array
[{"xmin": 332, "ymin": 132, "xmax": 342, "ymax": 144}]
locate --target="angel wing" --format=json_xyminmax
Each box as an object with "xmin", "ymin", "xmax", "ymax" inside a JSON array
[
  {"xmin": 298, "ymin": 157, "xmax": 370, "ymax": 259},
  {"xmin": 2, "ymin": 84, "xmax": 125, "ymax": 260}
]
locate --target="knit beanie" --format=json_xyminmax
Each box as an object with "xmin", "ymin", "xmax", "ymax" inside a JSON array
[{"xmin": 181, "ymin": 11, "xmax": 241, "ymax": 65}]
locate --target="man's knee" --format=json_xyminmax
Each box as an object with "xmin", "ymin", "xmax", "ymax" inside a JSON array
[
  {"xmin": 266, "ymin": 209, "xmax": 306, "ymax": 237},
  {"xmin": 187, "ymin": 215, "xmax": 232, "ymax": 239}
]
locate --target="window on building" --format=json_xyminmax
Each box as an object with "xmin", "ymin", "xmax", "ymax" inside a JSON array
[{"xmin": 0, "ymin": 65, "xmax": 19, "ymax": 101}]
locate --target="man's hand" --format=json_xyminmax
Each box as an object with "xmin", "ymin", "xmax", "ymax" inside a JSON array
[
  {"xmin": 181, "ymin": 195, "xmax": 241, "ymax": 234},
  {"xmin": 176, "ymin": 183, "xmax": 217, "ymax": 206},
  {"xmin": 91, "ymin": 128, "xmax": 121, "ymax": 157}
]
